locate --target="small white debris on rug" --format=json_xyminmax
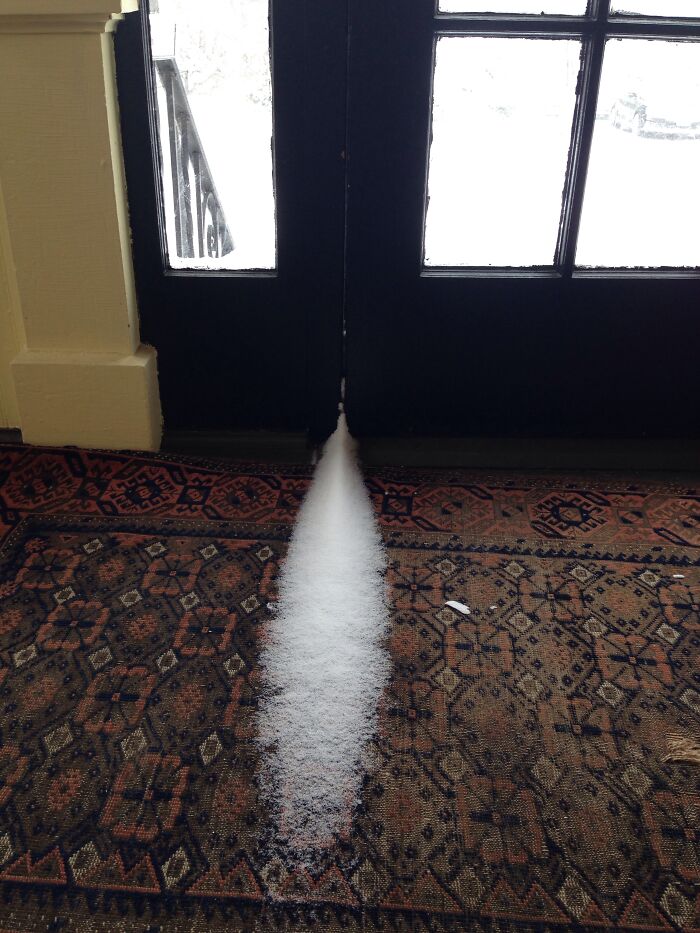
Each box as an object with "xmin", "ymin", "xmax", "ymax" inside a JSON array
[
  {"xmin": 445, "ymin": 600, "xmax": 471, "ymax": 615},
  {"xmin": 256, "ymin": 412, "xmax": 390, "ymax": 859}
]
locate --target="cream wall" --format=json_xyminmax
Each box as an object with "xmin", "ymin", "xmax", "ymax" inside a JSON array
[
  {"xmin": 0, "ymin": 0, "xmax": 161, "ymax": 449},
  {"xmin": 0, "ymin": 176, "xmax": 23, "ymax": 428}
]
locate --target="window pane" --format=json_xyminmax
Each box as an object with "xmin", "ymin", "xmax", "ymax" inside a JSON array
[
  {"xmin": 424, "ymin": 37, "xmax": 581, "ymax": 267},
  {"xmin": 150, "ymin": 0, "xmax": 275, "ymax": 270},
  {"xmin": 576, "ymin": 40, "xmax": 700, "ymax": 268},
  {"xmin": 439, "ymin": 0, "xmax": 587, "ymax": 13},
  {"xmin": 611, "ymin": 1, "xmax": 700, "ymax": 16}
]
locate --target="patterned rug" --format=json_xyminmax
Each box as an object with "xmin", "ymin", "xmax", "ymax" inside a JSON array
[{"xmin": 0, "ymin": 444, "xmax": 698, "ymax": 931}]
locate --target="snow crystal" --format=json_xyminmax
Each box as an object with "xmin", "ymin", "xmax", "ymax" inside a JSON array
[{"xmin": 256, "ymin": 413, "xmax": 390, "ymax": 859}]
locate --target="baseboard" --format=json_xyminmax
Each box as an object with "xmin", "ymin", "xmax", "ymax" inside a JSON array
[
  {"xmin": 161, "ymin": 430, "xmax": 700, "ymax": 473},
  {"xmin": 161, "ymin": 430, "xmax": 314, "ymax": 464},
  {"xmin": 359, "ymin": 436, "xmax": 700, "ymax": 473}
]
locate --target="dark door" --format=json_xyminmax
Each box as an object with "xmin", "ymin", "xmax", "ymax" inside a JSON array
[
  {"xmin": 343, "ymin": 0, "xmax": 700, "ymax": 438},
  {"xmin": 115, "ymin": 1, "xmax": 346, "ymax": 441},
  {"xmin": 118, "ymin": 1, "xmax": 700, "ymax": 442}
]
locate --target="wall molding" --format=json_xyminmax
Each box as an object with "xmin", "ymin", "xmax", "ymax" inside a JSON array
[
  {"xmin": 0, "ymin": 16, "xmax": 116, "ymax": 34},
  {"xmin": 0, "ymin": 0, "xmax": 162, "ymax": 449},
  {"xmin": 0, "ymin": 2, "xmax": 136, "ymax": 33}
]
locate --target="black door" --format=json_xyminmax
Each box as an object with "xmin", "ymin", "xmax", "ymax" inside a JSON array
[
  {"xmin": 115, "ymin": 1, "xmax": 346, "ymax": 441},
  {"xmin": 118, "ymin": 1, "xmax": 700, "ymax": 442},
  {"xmin": 344, "ymin": 0, "xmax": 700, "ymax": 438}
]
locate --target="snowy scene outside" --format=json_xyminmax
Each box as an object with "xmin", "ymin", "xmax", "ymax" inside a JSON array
[
  {"xmin": 424, "ymin": 35, "xmax": 700, "ymax": 269},
  {"xmin": 424, "ymin": 37, "xmax": 581, "ymax": 267},
  {"xmin": 577, "ymin": 39, "xmax": 700, "ymax": 267},
  {"xmin": 150, "ymin": 0, "xmax": 275, "ymax": 270},
  {"xmin": 439, "ymin": 1, "xmax": 586, "ymax": 12},
  {"xmin": 612, "ymin": 1, "xmax": 700, "ymax": 15},
  {"xmin": 440, "ymin": 0, "xmax": 700, "ymax": 12}
]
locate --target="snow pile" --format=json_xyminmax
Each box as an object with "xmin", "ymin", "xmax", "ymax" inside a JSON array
[{"xmin": 256, "ymin": 412, "xmax": 390, "ymax": 856}]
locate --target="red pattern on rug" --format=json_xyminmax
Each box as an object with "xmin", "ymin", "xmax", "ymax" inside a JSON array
[{"xmin": 0, "ymin": 443, "xmax": 699, "ymax": 931}]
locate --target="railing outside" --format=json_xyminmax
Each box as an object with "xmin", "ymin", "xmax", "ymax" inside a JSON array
[{"xmin": 154, "ymin": 57, "xmax": 235, "ymax": 261}]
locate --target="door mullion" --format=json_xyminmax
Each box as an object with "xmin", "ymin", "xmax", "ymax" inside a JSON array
[{"xmin": 555, "ymin": 0, "xmax": 610, "ymax": 275}]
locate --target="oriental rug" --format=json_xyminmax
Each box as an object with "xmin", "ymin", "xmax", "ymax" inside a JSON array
[{"xmin": 0, "ymin": 444, "xmax": 698, "ymax": 931}]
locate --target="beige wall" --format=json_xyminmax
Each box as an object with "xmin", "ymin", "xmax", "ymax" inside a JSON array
[
  {"xmin": 0, "ymin": 0, "xmax": 161, "ymax": 449},
  {"xmin": 0, "ymin": 175, "xmax": 23, "ymax": 428},
  {"xmin": 0, "ymin": 30, "xmax": 139, "ymax": 355}
]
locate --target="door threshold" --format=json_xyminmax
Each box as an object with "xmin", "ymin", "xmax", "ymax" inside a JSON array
[
  {"xmin": 162, "ymin": 430, "xmax": 314, "ymax": 464},
  {"xmin": 4, "ymin": 429, "xmax": 698, "ymax": 474},
  {"xmin": 359, "ymin": 436, "xmax": 700, "ymax": 473},
  {"xmin": 163, "ymin": 431, "xmax": 700, "ymax": 474}
]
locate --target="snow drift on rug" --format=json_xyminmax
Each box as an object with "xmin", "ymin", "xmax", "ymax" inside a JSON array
[{"xmin": 256, "ymin": 413, "xmax": 391, "ymax": 855}]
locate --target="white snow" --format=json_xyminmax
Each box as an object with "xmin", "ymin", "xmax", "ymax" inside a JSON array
[
  {"xmin": 445, "ymin": 600, "xmax": 471, "ymax": 615},
  {"xmin": 256, "ymin": 412, "xmax": 390, "ymax": 858}
]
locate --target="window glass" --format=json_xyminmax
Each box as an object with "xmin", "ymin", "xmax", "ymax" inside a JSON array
[
  {"xmin": 576, "ymin": 39, "xmax": 700, "ymax": 268},
  {"xmin": 611, "ymin": 1, "xmax": 700, "ymax": 16},
  {"xmin": 150, "ymin": 0, "xmax": 275, "ymax": 270},
  {"xmin": 424, "ymin": 37, "xmax": 581, "ymax": 267},
  {"xmin": 438, "ymin": 1, "xmax": 587, "ymax": 13}
]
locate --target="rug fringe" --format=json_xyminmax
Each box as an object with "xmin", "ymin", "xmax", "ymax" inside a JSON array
[{"xmin": 663, "ymin": 732, "xmax": 700, "ymax": 765}]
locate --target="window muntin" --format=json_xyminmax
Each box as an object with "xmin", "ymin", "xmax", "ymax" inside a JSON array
[
  {"xmin": 149, "ymin": 0, "xmax": 275, "ymax": 271},
  {"xmin": 424, "ymin": 37, "xmax": 581, "ymax": 267}
]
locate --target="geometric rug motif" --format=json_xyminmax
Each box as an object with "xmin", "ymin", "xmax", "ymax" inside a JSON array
[{"xmin": 0, "ymin": 443, "xmax": 698, "ymax": 930}]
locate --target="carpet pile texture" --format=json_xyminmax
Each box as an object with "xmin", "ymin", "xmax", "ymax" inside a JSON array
[{"xmin": 0, "ymin": 444, "xmax": 698, "ymax": 931}]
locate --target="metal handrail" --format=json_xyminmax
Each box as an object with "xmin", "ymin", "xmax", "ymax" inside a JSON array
[{"xmin": 154, "ymin": 57, "xmax": 234, "ymax": 260}]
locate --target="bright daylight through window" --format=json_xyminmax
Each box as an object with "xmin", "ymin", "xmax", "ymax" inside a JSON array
[
  {"xmin": 439, "ymin": 1, "xmax": 587, "ymax": 11},
  {"xmin": 424, "ymin": 38, "xmax": 580, "ymax": 267},
  {"xmin": 577, "ymin": 39, "xmax": 700, "ymax": 267},
  {"xmin": 612, "ymin": 1, "xmax": 700, "ymax": 13},
  {"xmin": 149, "ymin": 0, "xmax": 275, "ymax": 271},
  {"xmin": 425, "ymin": 1, "xmax": 700, "ymax": 271}
]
